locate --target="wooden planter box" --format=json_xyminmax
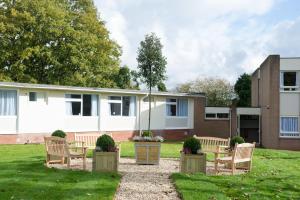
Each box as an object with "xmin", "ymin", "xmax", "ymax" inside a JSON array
[
  {"xmin": 92, "ymin": 150, "xmax": 119, "ymax": 172},
  {"xmin": 180, "ymin": 152, "xmax": 206, "ymax": 174},
  {"xmin": 134, "ymin": 142, "xmax": 161, "ymax": 165}
]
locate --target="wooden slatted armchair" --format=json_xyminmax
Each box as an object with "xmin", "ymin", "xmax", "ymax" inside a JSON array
[
  {"xmin": 215, "ymin": 142, "xmax": 255, "ymax": 175},
  {"xmin": 44, "ymin": 136, "xmax": 87, "ymax": 170}
]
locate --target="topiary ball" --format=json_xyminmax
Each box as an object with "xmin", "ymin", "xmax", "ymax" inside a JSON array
[
  {"xmin": 96, "ymin": 134, "xmax": 115, "ymax": 152},
  {"xmin": 51, "ymin": 130, "xmax": 66, "ymax": 138},
  {"xmin": 183, "ymin": 137, "xmax": 201, "ymax": 154},
  {"xmin": 142, "ymin": 130, "xmax": 153, "ymax": 137},
  {"xmin": 230, "ymin": 136, "xmax": 245, "ymax": 148}
]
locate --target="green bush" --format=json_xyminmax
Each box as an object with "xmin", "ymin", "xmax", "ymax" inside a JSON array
[
  {"xmin": 51, "ymin": 130, "xmax": 66, "ymax": 138},
  {"xmin": 96, "ymin": 134, "xmax": 115, "ymax": 152},
  {"xmin": 183, "ymin": 137, "xmax": 201, "ymax": 154},
  {"xmin": 230, "ymin": 136, "xmax": 245, "ymax": 148},
  {"xmin": 142, "ymin": 130, "xmax": 153, "ymax": 137}
]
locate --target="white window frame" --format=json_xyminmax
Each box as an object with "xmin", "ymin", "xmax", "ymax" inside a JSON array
[
  {"xmin": 280, "ymin": 71, "xmax": 299, "ymax": 91},
  {"xmin": 166, "ymin": 98, "xmax": 177, "ymax": 117},
  {"xmin": 108, "ymin": 96, "xmax": 136, "ymax": 117},
  {"xmin": 205, "ymin": 112, "xmax": 229, "ymax": 120},
  {"xmin": 0, "ymin": 89, "xmax": 18, "ymax": 117},
  {"xmin": 280, "ymin": 116, "xmax": 300, "ymax": 138},
  {"xmin": 65, "ymin": 94, "xmax": 98, "ymax": 117}
]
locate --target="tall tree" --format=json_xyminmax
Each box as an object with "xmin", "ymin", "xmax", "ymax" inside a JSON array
[
  {"xmin": 137, "ymin": 33, "xmax": 167, "ymax": 131},
  {"xmin": 234, "ymin": 73, "xmax": 251, "ymax": 107},
  {"xmin": 177, "ymin": 77, "xmax": 234, "ymax": 106},
  {"xmin": 0, "ymin": 0, "xmax": 121, "ymax": 87}
]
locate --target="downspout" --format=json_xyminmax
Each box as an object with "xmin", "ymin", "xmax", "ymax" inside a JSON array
[{"xmin": 139, "ymin": 94, "xmax": 149, "ymax": 136}]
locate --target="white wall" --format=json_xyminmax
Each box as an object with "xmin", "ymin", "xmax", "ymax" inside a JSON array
[{"xmin": 0, "ymin": 87, "xmax": 195, "ymax": 134}]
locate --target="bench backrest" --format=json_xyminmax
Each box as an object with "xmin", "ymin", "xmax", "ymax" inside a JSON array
[
  {"xmin": 75, "ymin": 133, "xmax": 111, "ymax": 149},
  {"xmin": 193, "ymin": 135, "xmax": 230, "ymax": 152},
  {"xmin": 233, "ymin": 142, "xmax": 255, "ymax": 162},
  {"xmin": 44, "ymin": 136, "xmax": 69, "ymax": 156}
]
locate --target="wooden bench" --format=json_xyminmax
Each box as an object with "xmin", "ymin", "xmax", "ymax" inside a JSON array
[
  {"xmin": 193, "ymin": 135, "xmax": 230, "ymax": 162},
  {"xmin": 74, "ymin": 133, "xmax": 103, "ymax": 149},
  {"xmin": 44, "ymin": 136, "xmax": 87, "ymax": 170}
]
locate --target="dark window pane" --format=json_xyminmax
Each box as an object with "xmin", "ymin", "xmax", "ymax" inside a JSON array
[
  {"xmin": 170, "ymin": 104, "xmax": 177, "ymax": 116},
  {"xmin": 71, "ymin": 102, "xmax": 81, "ymax": 115},
  {"xmin": 110, "ymin": 103, "xmax": 121, "ymax": 116},
  {"xmin": 109, "ymin": 96, "xmax": 121, "ymax": 100},
  {"xmin": 29, "ymin": 92, "xmax": 37, "ymax": 101},
  {"xmin": 83, "ymin": 94, "xmax": 91, "ymax": 116},
  {"xmin": 217, "ymin": 113, "xmax": 229, "ymax": 118},
  {"xmin": 122, "ymin": 96, "xmax": 130, "ymax": 116},
  {"xmin": 71, "ymin": 94, "xmax": 81, "ymax": 99},
  {"xmin": 167, "ymin": 98, "xmax": 177, "ymax": 103},
  {"xmin": 284, "ymin": 72, "xmax": 296, "ymax": 86},
  {"xmin": 206, "ymin": 113, "xmax": 216, "ymax": 118}
]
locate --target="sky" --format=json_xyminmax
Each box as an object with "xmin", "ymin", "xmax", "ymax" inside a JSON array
[{"xmin": 94, "ymin": 0, "xmax": 300, "ymax": 89}]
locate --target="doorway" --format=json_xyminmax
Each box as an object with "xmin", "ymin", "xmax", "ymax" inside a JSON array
[{"xmin": 238, "ymin": 115, "xmax": 260, "ymax": 144}]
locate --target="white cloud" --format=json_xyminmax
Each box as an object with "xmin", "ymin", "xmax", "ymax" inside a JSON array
[{"xmin": 94, "ymin": 0, "xmax": 300, "ymax": 89}]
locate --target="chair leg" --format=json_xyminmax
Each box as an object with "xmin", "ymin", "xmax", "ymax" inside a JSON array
[
  {"xmin": 61, "ymin": 157, "xmax": 64, "ymax": 164},
  {"xmin": 67, "ymin": 157, "xmax": 71, "ymax": 168},
  {"xmin": 46, "ymin": 154, "xmax": 50, "ymax": 166},
  {"xmin": 83, "ymin": 156, "xmax": 86, "ymax": 170},
  {"xmin": 214, "ymin": 160, "xmax": 218, "ymax": 175},
  {"xmin": 231, "ymin": 163, "xmax": 235, "ymax": 175}
]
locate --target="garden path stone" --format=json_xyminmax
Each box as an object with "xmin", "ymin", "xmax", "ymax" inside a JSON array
[{"xmin": 115, "ymin": 158, "xmax": 181, "ymax": 200}]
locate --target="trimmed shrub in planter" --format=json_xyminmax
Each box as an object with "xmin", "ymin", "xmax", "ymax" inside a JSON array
[
  {"xmin": 93, "ymin": 134, "xmax": 119, "ymax": 172},
  {"xmin": 133, "ymin": 132, "xmax": 163, "ymax": 165},
  {"xmin": 180, "ymin": 137, "xmax": 206, "ymax": 174},
  {"xmin": 51, "ymin": 130, "xmax": 66, "ymax": 138},
  {"xmin": 230, "ymin": 136, "xmax": 245, "ymax": 149}
]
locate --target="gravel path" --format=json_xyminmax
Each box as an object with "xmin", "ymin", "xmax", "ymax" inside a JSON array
[{"xmin": 115, "ymin": 158, "xmax": 181, "ymax": 200}]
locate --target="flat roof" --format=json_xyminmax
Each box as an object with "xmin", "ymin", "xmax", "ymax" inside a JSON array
[{"xmin": 0, "ymin": 82, "xmax": 205, "ymax": 97}]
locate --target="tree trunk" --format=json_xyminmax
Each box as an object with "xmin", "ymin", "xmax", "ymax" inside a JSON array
[{"xmin": 148, "ymin": 65, "xmax": 152, "ymax": 132}]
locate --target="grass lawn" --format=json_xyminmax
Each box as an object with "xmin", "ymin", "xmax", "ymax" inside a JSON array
[
  {"xmin": 172, "ymin": 148, "xmax": 300, "ymax": 200},
  {"xmin": 0, "ymin": 144, "xmax": 120, "ymax": 200}
]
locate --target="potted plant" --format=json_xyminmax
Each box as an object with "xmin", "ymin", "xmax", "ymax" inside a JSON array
[
  {"xmin": 180, "ymin": 137, "xmax": 206, "ymax": 174},
  {"xmin": 133, "ymin": 131, "xmax": 164, "ymax": 165},
  {"xmin": 92, "ymin": 134, "xmax": 119, "ymax": 172}
]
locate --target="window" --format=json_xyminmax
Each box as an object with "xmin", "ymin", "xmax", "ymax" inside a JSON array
[
  {"xmin": 166, "ymin": 98, "xmax": 188, "ymax": 117},
  {"xmin": 205, "ymin": 112, "xmax": 229, "ymax": 119},
  {"xmin": 65, "ymin": 94, "xmax": 98, "ymax": 116},
  {"xmin": 108, "ymin": 96, "xmax": 136, "ymax": 116},
  {"xmin": 280, "ymin": 117, "xmax": 300, "ymax": 137},
  {"xmin": 280, "ymin": 72, "xmax": 298, "ymax": 91},
  {"xmin": 29, "ymin": 92, "xmax": 37, "ymax": 101},
  {"xmin": 0, "ymin": 90, "xmax": 17, "ymax": 116}
]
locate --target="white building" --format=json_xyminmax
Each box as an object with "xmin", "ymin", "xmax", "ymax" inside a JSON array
[{"xmin": 0, "ymin": 82, "xmax": 201, "ymax": 144}]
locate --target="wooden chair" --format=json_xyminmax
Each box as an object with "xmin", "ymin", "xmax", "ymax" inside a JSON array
[
  {"xmin": 215, "ymin": 142, "xmax": 255, "ymax": 175},
  {"xmin": 44, "ymin": 136, "xmax": 87, "ymax": 170}
]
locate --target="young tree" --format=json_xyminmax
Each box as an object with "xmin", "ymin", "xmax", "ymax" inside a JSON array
[
  {"xmin": 177, "ymin": 77, "xmax": 234, "ymax": 106},
  {"xmin": 234, "ymin": 73, "xmax": 251, "ymax": 107},
  {"xmin": 0, "ymin": 0, "xmax": 121, "ymax": 88},
  {"xmin": 137, "ymin": 33, "xmax": 167, "ymax": 131}
]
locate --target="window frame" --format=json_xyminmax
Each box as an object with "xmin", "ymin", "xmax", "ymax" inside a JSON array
[
  {"xmin": 205, "ymin": 112, "xmax": 230, "ymax": 120},
  {"xmin": 280, "ymin": 71, "xmax": 299, "ymax": 91},
  {"xmin": 166, "ymin": 98, "xmax": 188, "ymax": 118},
  {"xmin": 65, "ymin": 93, "xmax": 98, "ymax": 117},
  {"xmin": 108, "ymin": 96, "xmax": 136, "ymax": 117},
  {"xmin": 0, "ymin": 89, "xmax": 18, "ymax": 117},
  {"xmin": 280, "ymin": 116, "xmax": 300, "ymax": 138}
]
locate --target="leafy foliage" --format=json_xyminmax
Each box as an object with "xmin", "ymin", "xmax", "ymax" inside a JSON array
[
  {"xmin": 183, "ymin": 137, "xmax": 201, "ymax": 154},
  {"xmin": 136, "ymin": 33, "xmax": 167, "ymax": 89},
  {"xmin": 141, "ymin": 130, "xmax": 153, "ymax": 137},
  {"xmin": 115, "ymin": 65, "xmax": 133, "ymax": 89},
  {"xmin": 177, "ymin": 77, "xmax": 234, "ymax": 106},
  {"xmin": 96, "ymin": 134, "xmax": 115, "ymax": 152},
  {"xmin": 157, "ymin": 82, "xmax": 167, "ymax": 91},
  {"xmin": 51, "ymin": 130, "xmax": 66, "ymax": 138},
  {"xmin": 0, "ymin": 0, "xmax": 121, "ymax": 88},
  {"xmin": 230, "ymin": 136, "xmax": 245, "ymax": 148},
  {"xmin": 234, "ymin": 73, "xmax": 251, "ymax": 107}
]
